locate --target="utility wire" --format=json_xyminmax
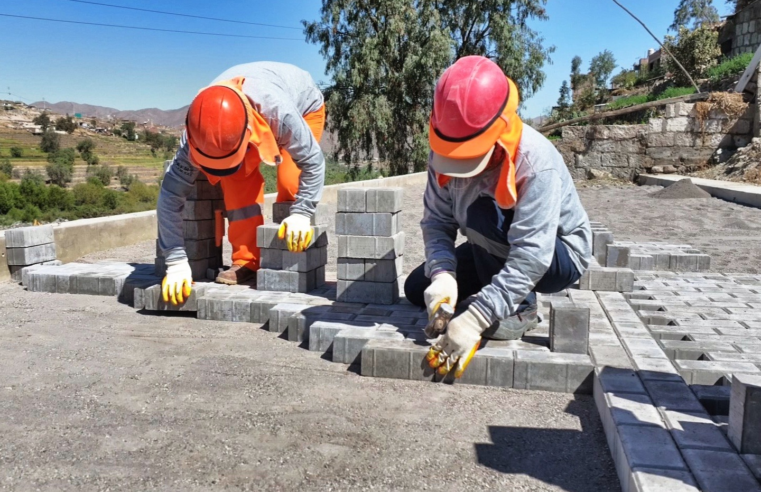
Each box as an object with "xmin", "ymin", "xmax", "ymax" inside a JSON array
[
  {"xmin": 0, "ymin": 13, "xmax": 305, "ymax": 40},
  {"xmin": 62, "ymin": 0, "xmax": 302, "ymax": 30}
]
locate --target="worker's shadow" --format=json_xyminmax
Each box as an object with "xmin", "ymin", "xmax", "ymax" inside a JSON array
[{"xmin": 473, "ymin": 367, "xmax": 735, "ymax": 492}]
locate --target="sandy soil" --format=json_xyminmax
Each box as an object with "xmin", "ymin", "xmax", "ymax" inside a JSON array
[{"xmin": 0, "ymin": 284, "xmax": 617, "ymax": 491}]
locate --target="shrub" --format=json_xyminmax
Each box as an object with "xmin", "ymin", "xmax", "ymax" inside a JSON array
[
  {"xmin": 706, "ymin": 52, "xmax": 755, "ymax": 82},
  {"xmin": 0, "ymin": 182, "xmax": 21, "ymax": 214},
  {"xmin": 663, "ymin": 26, "xmax": 721, "ymax": 87},
  {"xmin": 10, "ymin": 146, "xmax": 23, "ymax": 158},
  {"xmin": 88, "ymin": 164, "xmax": 113, "ymax": 186},
  {"xmin": 117, "ymin": 165, "xmax": 136, "ymax": 188},
  {"xmin": 0, "ymin": 159, "xmax": 13, "ymax": 178},
  {"xmin": 19, "ymin": 171, "xmax": 48, "ymax": 209},
  {"xmin": 47, "ymin": 148, "xmax": 77, "ymax": 167},
  {"xmin": 33, "ymin": 112, "xmax": 51, "ymax": 131},
  {"xmin": 76, "ymin": 138, "xmax": 99, "ymax": 165},
  {"xmin": 86, "ymin": 154, "xmax": 99, "ymax": 166},
  {"xmin": 40, "ymin": 130, "xmax": 61, "ymax": 154},
  {"xmin": 46, "ymin": 185, "xmax": 74, "ymax": 210},
  {"xmin": 46, "ymin": 161, "xmax": 73, "ymax": 186},
  {"xmin": 101, "ymin": 189, "xmax": 119, "ymax": 209},
  {"xmin": 55, "ymin": 115, "xmax": 77, "ymax": 134},
  {"xmin": 126, "ymin": 179, "xmax": 158, "ymax": 204},
  {"xmin": 612, "ymin": 69, "xmax": 638, "ymax": 90},
  {"xmin": 73, "ymin": 182, "xmax": 104, "ymax": 206}
]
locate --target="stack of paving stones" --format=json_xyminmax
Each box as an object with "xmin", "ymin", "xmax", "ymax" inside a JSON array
[
  {"xmin": 335, "ymin": 187, "xmax": 405, "ymax": 305},
  {"xmin": 4, "ymin": 225, "xmax": 59, "ymax": 281},
  {"xmin": 256, "ymin": 202, "xmax": 330, "ymax": 293},
  {"xmin": 155, "ymin": 172, "xmax": 226, "ymax": 281},
  {"xmin": 607, "ymin": 241, "xmax": 711, "ymax": 272},
  {"xmin": 578, "ymin": 222, "xmax": 636, "ymax": 293}
]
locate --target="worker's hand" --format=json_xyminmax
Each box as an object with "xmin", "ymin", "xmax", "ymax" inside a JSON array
[
  {"xmin": 424, "ymin": 271, "xmax": 458, "ymax": 318},
  {"xmin": 426, "ymin": 306, "xmax": 490, "ymax": 378},
  {"xmin": 161, "ymin": 259, "xmax": 193, "ymax": 306},
  {"xmin": 278, "ymin": 213, "xmax": 313, "ymax": 252}
]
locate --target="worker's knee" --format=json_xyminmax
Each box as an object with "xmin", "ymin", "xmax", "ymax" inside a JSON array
[{"xmin": 403, "ymin": 263, "xmax": 429, "ymax": 308}]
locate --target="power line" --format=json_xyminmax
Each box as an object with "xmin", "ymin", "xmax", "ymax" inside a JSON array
[
  {"xmin": 0, "ymin": 13, "xmax": 305, "ymax": 40},
  {"xmin": 62, "ymin": 0, "xmax": 302, "ymax": 31}
]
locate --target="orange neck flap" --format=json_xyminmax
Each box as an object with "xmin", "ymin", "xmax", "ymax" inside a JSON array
[{"xmin": 436, "ymin": 78, "xmax": 524, "ymax": 209}]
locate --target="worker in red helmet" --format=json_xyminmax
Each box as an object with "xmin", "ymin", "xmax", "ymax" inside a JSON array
[
  {"xmin": 157, "ymin": 62, "xmax": 326, "ymax": 303},
  {"xmin": 404, "ymin": 56, "xmax": 592, "ymax": 378}
]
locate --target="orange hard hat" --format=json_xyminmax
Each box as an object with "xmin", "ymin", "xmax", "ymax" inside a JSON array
[
  {"xmin": 186, "ymin": 77, "xmax": 281, "ymax": 176},
  {"xmin": 429, "ymin": 56, "xmax": 520, "ymax": 178}
]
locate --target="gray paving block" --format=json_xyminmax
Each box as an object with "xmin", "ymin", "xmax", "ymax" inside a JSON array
[
  {"xmin": 332, "ymin": 328, "xmax": 405, "ymax": 364},
  {"xmin": 642, "ymin": 379, "xmax": 708, "ymax": 413},
  {"xmin": 593, "ymin": 230, "xmax": 614, "ymax": 265},
  {"xmin": 188, "ymin": 258, "xmax": 210, "ymax": 281},
  {"xmin": 6, "ymin": 243, "xmax": 56, "ymax": 266},
  {"xmin": 602, "ymin": 391, "xmax": 665, "ymax": 428},
  {"xmin": 691, "ymin": 385, "xmax": 730, "ymax": 416},
  {"xmin": 256, "ymin": 224, "xmax": 328, "ymax": 250},
  {"xmin": 5, "ymin": 225, "xmax": 54, "ymax": 247},
  {"xmin": 337, "ymin": 257, "xmax": 366, "ymax": 281},
  {"xmin": 663, "ymin": 410, "xmax": 734, "ymax": 452},
  {"xmin": 120, "ymin": 276, "xmax": 160, "ymax": 307},
  {"xmin": 365, "ymin": 257, "xmax": 404, "ymax": 283},
  {"xmin": 606, "ymin": 244, "xmax": 630, "ymax": 268},
  {"xmin": 729, "ymin": 373, "xmax": 761, "ymax": 454},
  {"xmin": 589, "ymin": 345, "xmax": 632, "ymax": 368},
  {"xmin": 287, "ymin": 309, "xmax": 356, "ymax": 343},
  {"xmin": 281, "ymin": 247, "xmax": 327, "ymax": 272},
  {"xmin": 272, "ymin": 201, "xmax": 329, "ymax": 225},
  {"xmin": 549, "ymin": 301, "xmax": 589, "ymax": 354},
  {"xmin": 360, "ymin": 339, "xmax": 431, "ymax": 380},
  {"xmin": 681, "ymin": 448, "xmax": 761, "ymax": 492},
  {"xmin": 258, "ymin": 268, "xmax": 322, "ymax": 293},
  {"xmin": 616, "ymin": 270, "xmax": 635, "ymax": 292},
  {"xmin": 337, "ymin": 188, "xmax": 366, "ymax": 213},
  {"xmin": 337, "ymin": 279, "xmax": 399, "ymax": 305},
  {"xmin": 268, "ymin": 303, "xmax": 311, "ymax": 334},
  {"xmin": 140, "ymin": 283, "xmax": 204, "ymax": 311},
  {"xmin": 617, "ymin": 424, "xmax": 688, "ymax": 472},
  {"xmin": 182, "ymin": 200, "xmax": 213, "ymax": 220},
  {"xmin": 366, "ymin": 188, "xmax": 403, "ymax": 214},
  {"xmin": 308, "ymin": 321, "xmax": 364, "ymax": 353},
  {"xmin": 259, "ymin": 248, "xmax": 283, "ymax": 270},
  {"xmin": 675, "ymin": 360, "xmax": 761, "ymax": 385},
  {"xmin": 513, "ymin": 351, "xmax": 594, "ymax": 394},
  {"xmin": 187, "ymin": 179, "xmax": 223, "ymax": 200},
  {"xmin": 629, "ymin": 468, "xmax": 700, "ymax": 492},
  {"xmin": 742, "ymin": 454, "xmax": 761, "ymax": 482},
  {"xmin": 183, "ymin": 219, "xmax": 215, "ymax": 240},
  {"xmin": 596, "ymin": 367, "xmax": 647, "ymax": 394},
  {"xmin": 184, "ymin": 238, "xmax": 216, "ymax": 260},
  {"xmin": 336, "ymin": 212, "xmax": 399, "ymax": 237},
  {"xmin": 337, "ymin": 232, "xmax": 405, "ymax": 260}
]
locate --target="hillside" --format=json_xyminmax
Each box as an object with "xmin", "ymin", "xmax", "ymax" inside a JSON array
[{"xmin": 31, "ymin": 101, "xmax": 189, "ymax": 128}]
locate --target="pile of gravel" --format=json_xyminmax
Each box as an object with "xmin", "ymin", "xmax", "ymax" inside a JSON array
[{"xmin": 649, "ymin": 178, "xmax": 711, "ymax": 199}]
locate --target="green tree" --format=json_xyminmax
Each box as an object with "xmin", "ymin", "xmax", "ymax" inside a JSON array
[
  {"xmin": 19, "ymin": 171, "xmax": 48, "ymax": 209},
  {"xmin": 304, "ymin": 0, "xmax": 554, "ymax": 175},
  {"xmin": 589, "ymin": 50, "xmax": 617, "ymax": 88},
  {"xmin": 557, "ymin": 80, "xmax": 571, "ymax": 111},
  {"xmin": 40, "ymin": 130, "xmax": 60, "ymax": 154},
  {"xmin": 0, "ymin": 159, "xmax": 13, "ymax": 178},
  {"xmin": 664, "ymin": 26, "xmax": 721, "ymax": 86},
  {"xmin": 120, "ymin": 121, "xmax": 136, "ymax": 141},
  {"xmin": 55, "ymin": 115, "xmax": 77, "ymax": 134},
  {"xmin": 570, "ymin": 55, "xmax": 583, "ymax": 90},
  {"xmin": 90, "ymin": 118, "xmax": 97, "ymax": 127},
  {"xmin": 76, "ymin": 137, "xmax": 98, "ymax": 165},
  {"xmin": 671, "ymin": 0, "xmax": 719, "ymax": 31},
  {"xmin": 88, "ymin": 164, "xmax": 113, "ymax": 186},
  {"xmin": 33, "ymin": 112, "xmax": 51, "ymax": 131},
  {"xmin": 46, "ymin": 161, "xmax": 73, "ymax": 187},
  {"xmin": 10, "ymin": 146, "xmax": 23, "ymax": 158},
  {"xmin": 612, "ymin": 69, "xmax": 638, "ymax": 89},
  {"xmin": 47, "ymin": 148, "xmax": 77, "ymax": 167}
]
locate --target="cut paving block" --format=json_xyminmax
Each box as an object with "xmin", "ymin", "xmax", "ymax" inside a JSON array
[
  {"xmin": 272, "ymin": 201, "xmax": 329, "ymax": 225},
  {"xmin": 578, "ymin": 267, "xmax": 634, "ymax": 292},
  {"xmin": 549, "ymin": 301, "xmax": 590, "ymax": 354},
  {"xmin": 332, "ymin": 328, "xmax": 405, "ymax": 364},
  {"xmin": 258, "ymin": 267, "xmax": 325, "ymax": 293},
  {"xmin": 592, "ymin": 230, "xmax": 614, "ymax": 265},
  {"xmin": 365, "ymin": 188, "xmax": 403, "ymax": 213},
  {"xmin": 4, "ymin": 225, "xmax": 54, "ymax": 248},
  {"xmin": 729, "ymin": 373, "xmax": 761, "ymax": 454},
  {"xmin": 6, "ymin": 242, "xmax": 56, "ymax": 266},
  {"xmin": 337, "ymin": 279, "xmax": 399, "ymax": 305},
  {"xmin": 336, "ymin": 212, "xmax": 399, "ymax": 237},
  {"xmin": 513, "ymin": 351, "xmax": 594, "ymax": 394},
  {"xmin": 606, "ymin": 244, "xmax": 630, "ymax": 268},
  {"xmin": 337, "ymin": 188, "xmax": 367, "ymax": 213},
  {"xmin": 337, "ymin": 233, "xmax": 405, "ymax": 260},
  {"xmin": 257, "ymin": 224, "xmax": 328, "ymax": 250}
]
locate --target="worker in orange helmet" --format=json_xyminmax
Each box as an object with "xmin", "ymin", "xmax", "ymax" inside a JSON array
[
  {"xmin": 405, "ymin": 56, "xmax": 593, "ymax": 378},
  {"xmin": 157, "ymin": 62, "xmax": 326, "ymax": 304}
]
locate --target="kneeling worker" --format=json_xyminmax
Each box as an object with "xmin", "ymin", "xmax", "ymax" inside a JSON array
[
  {"xmin": 405, "ymin": 56, "xmax": 592, "ymax": 377},
  {"xmin": 157, "ymin": 62, "xmax": 326, "ymax": 304}
]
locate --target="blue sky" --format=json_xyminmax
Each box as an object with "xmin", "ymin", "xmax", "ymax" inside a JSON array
[{"xmin": 0, "ymin": 0, "xmax": 736, "ymax": 117}]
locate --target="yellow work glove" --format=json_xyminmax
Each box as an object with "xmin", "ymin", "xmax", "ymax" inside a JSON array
[
  {"xmin": 423, "ymin": 271, "xmax": 458, "ymax": 318},
  {"xmin": 161, "ymin": 259, "xmax": 193, "ymax": 306},
  {"xmin": 278, "ymin": 213, "xmax": 313, "ymax": 253},
  {"xmin": 426, "ymin": 305, "xmax": 491, "ymax": 378}
]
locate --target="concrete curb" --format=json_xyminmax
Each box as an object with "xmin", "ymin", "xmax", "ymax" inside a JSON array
[{"xmin": 639, "ymin": 174, "xmax": 761, "ymax": 209}]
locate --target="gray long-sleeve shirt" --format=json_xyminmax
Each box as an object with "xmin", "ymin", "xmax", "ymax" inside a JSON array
[
  {"xmin": 422, "ymin": 125, "xmax": 592, "ymax": 324},
  {"xmin": 158, "ymin": 62, "xmax": 325, "ymax": 263}
]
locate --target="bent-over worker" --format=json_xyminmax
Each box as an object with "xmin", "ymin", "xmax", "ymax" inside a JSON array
[
  {"xmin": 404, "ymin": 56, "xmax": 593, "ymax": 377},
  {"xmin": 157, "ymin": 62, "xmax": 326, "ymax": 304}
]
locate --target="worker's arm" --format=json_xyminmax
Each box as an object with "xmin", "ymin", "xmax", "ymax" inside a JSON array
[
  {"xmin": 471, "ymin": 168, "xmax": 563, "ymax": 324},
  {"xmin": 276, "ymin": 106, "xmax": 325, "ymax": 217},
  {"xmin": 157, "ymin": 131, "xmax": 199, "ymax": 263},
  {"xmin": 421, "ymin": 165, "xmax": 459, "ymax": 277}
]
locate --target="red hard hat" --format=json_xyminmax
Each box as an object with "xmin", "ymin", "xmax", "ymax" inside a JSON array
[
  {"xmin": 186, "ymin": 84, "xmax": 250, "ymax": 172},
  {"xmin": 430, "ymin": 56, "xmax": 513, "ymax": 178}
]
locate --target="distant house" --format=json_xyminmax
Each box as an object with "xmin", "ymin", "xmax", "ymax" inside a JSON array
[{"xmin": 635, "ymin": 49, "xmax": 663, "ymax": 74}]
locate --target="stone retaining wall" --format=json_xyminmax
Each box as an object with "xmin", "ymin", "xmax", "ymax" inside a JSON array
[{"xmin": 555, "ymin": 102, "xmax": 754, "ymax": 180}]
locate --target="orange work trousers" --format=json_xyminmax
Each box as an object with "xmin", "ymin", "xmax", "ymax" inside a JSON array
[{"xmin": 203, "ymin": 105, "xmax": 325, "ymax": 271}]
